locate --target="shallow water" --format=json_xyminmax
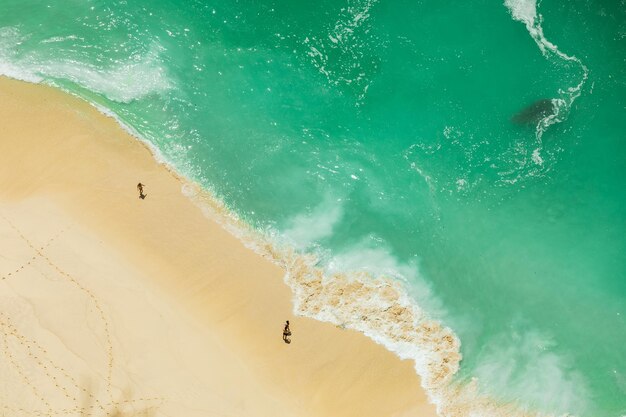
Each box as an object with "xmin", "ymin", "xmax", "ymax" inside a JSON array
[{"xmin": 1, "ymin": 0, "xmax": 624, "ymax": 415}]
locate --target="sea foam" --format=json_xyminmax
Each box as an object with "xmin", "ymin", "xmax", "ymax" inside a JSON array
[
  {"xmin": 474, "ymin": 329, "xmax": 590, "ymax": 415},
  {"xmin": 303, "ymin": 0, "xmax": 381, "ymax": 105},
  {"xmin": 0, "ymin": 27, "xmax": 43, "ymax": 83},
  {"xmin": 37, "ymin": 54, "xmax": 173, "ymax": 104},
  {"xmin": 283, "ymin": 196, "xmax": 344, "ymax": 249},
  {"xmin": 0, "ymin": 27, "xmax": 173, "ymax": 103}
]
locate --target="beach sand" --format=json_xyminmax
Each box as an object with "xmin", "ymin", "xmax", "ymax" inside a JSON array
[{"xmin": 0, "ymin": 76, "xmax": 438, "ymax": 417}]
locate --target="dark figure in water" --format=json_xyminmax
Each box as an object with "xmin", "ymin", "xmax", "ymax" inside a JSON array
[
  {"xmin": 283, "ymin": 320, "xmax": 291, "ymax": 344},
  {"xmin": 511, "ymin": 99, "xmax": 555, "ymax": 124},
  {"xmin": 137, "ymin": 182, "xmax": 146, "ymax": 199}
]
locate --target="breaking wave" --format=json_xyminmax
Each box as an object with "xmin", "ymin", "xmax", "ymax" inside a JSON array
[
  {"xmin": 0, "ymin": 27, "xmax": 43, "ymax": 83},
  {"xmin": 474, "ymin": 329, "xmax": 590, "ymax": 415},
  {"xmin": 283, "ymin": 196, "xmax": 344, "ymax": 249},
  {"xmin": 0, "ymin": 26, "xmax": 173, "ymax": 103}
]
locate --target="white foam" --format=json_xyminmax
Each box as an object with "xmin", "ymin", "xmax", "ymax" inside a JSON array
[
  {"xmin": 283, "ymin": 197, "xmax": 344, "ymax": 248},
  {"xmin": 38, "ymin": 42, "xmax": 172, "ymax": 103},
  {"xmin": 40, "ymin": 35, "xmax": 81, "ymax": 44},
  {"xmin": 0, "ymin": 27, "xmax": 43, "ymax": 83},
  {"xmin": 327, "ymin": 243, "xmax": 415, "ymax": 279},
  {"xmin": 329, "ymin": 242, "xmax": 450, "ymax": 320},
  {"xmin": 0, "ymin": 59, "xmax": 43, "ymax": 84},
  {"xmin": 302, "ymin": 0, "xmax": 380, "ymax": 104},
  {"xmin": 531, "ymin": 148, "xmax": 544, "ymax": 165},
  {"xmin": 504, "ymin": 0, "xmax": 575, "ymax": 62},
  {"xmin": 504, "ymin": 0, "xmax": 538, "ymax": 32},
  {"xmin": 0, "ymin": 27, "xmax": 173, "ymax": 103},
  {"xmin": 39, "ymin": 53, "xmax": 173, "ymax": 103},
  {"xmin": 474, "ymin": 330, "xmax": 590, "ymax": 415}
]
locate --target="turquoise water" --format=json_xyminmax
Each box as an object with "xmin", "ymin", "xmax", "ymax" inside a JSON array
[{"xmin": 1, "ymin": 0, "xmax": 624, "ymax": 415}]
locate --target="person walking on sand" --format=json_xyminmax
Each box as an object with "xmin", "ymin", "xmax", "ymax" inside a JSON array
[
  {"xmin": 283, "ymin": 320, "xmax": 291, "ymax": 344},
  {"xmin": 137, "ymin": 182, "xmax": 146, "ymax": 199}
]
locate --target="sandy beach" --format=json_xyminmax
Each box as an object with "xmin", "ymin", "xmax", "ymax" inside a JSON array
[{"xmin": 0, "ymin": 77, "xmax": 437, "ymax": 417}]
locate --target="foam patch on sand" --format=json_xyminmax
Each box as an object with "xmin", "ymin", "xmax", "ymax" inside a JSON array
[{"xmin": 178, "ymin": 179, "xmax": 582, "ymax": 417}]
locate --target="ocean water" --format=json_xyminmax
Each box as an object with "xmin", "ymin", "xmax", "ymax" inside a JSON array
[{"xmin": 0, "ymin": 0, "xmax": 624, "ymax": 415}]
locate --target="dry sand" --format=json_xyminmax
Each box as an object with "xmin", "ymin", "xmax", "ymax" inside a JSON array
[{"xmin": 0, "ymin": 76, "xmax": 438, "ymax": 417}]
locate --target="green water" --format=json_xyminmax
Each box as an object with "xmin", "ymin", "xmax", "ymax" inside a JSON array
[{"xmin": 0, "ymin": 0, "xmax": 624, "ymax": 415}]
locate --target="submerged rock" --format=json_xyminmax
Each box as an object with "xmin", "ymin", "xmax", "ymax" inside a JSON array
[{"xmin": 511, "ymin": 99, "xmax": 555, "ymax": 124}]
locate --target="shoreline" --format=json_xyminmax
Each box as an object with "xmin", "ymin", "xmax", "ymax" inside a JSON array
[{"xmin": 0, "ymin": 76, "xmax": 438, "ymax": 416}]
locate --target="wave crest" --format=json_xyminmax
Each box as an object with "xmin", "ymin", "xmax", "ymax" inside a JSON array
[
  {"xmin": 286, "ymin": 256, "xmax": 461, "ymax": 388},
  {"xmin": 0, "ymin": 27, "xmax": 173, "ymax": 103}
]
